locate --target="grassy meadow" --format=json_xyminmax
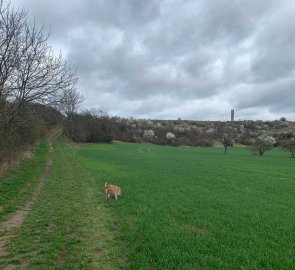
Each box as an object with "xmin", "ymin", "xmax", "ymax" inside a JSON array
[
  {"xmin": 1, "ymin": 139, "xmax": 295, "ymax": 269},
  {"xmin": 77, "ymin": 143, "xmax": 295, "ymax": 270}
]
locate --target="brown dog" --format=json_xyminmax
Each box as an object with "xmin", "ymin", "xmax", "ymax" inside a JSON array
[{"xmin": 105, "ymin": 182, "xmax": 121, "ymax": 199}]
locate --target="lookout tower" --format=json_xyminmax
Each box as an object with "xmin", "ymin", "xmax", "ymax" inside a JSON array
[{"xmin": 231, "ymin": 109, "xmax": 234, "ymax": 121}]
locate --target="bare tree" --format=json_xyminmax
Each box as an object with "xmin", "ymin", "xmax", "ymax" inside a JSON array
[
  {"xmin": 0, "ymin": 1, "xmax": 26, "ymax": 97},
  {"xmin": 58, "ymin": 88, "xmax": 84, "ymax": 117},
  {"xmin": 58, "ymin": 88, "xmax": 84, "ymax": 139},
  {"xmin": 12, "ymin": 31, "xmax": 77, "ymax": 104},
  {"xmin": 0, "ymin": 1, "xmax": 27, "ymax": 128},
  {"xmin": 0, "ymin": 0, "xmax": 78, "ymax": 165},
  {"xmin": 281, "ymin": 139, "xmax": 295, "ymax": 158},
  {"xmin": 0, "ymin": 0, "xmax": 78, "ymax": 124}
]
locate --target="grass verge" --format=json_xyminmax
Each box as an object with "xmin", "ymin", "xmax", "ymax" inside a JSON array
[
  {"xmin": 0, "ymin": 139, "xmax": 48, "ymax": 222},
  {"xmin": 0, "ymin": 138, "xmax": 128, "ymax": 269}
]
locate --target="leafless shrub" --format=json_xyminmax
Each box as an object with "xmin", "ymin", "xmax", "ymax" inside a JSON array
[{"xmin": 281, "ymin": 139, "xmax": 295, "ymax": 158}]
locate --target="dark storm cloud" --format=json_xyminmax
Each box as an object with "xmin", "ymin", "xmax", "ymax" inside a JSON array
[{"xmin": 11, "ymin": 0, "xmax": 295, "ymax": 120}]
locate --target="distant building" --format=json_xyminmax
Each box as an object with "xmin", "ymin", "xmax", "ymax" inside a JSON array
[{"xmin": 231, "ymin": 109, "xmax": 234, "ymax": 121}]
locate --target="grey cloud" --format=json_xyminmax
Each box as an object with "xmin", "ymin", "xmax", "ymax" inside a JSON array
[
  {"xmin": 203, "ymin": 0, "xmax": 278, "ymax": 41},
  {"xmin": 13, "ymin": 0, "xmax": 160, "ymax": 36},
  {"xmin": 10, "ymin": 0, "xmax": 295, "ymax": 120},
  {"xmin": 230, "ymin": 77, "xmax": 295, "ymax": 117},
  {"xmin": 252, "ymin": 3, "xmax": 295, "ymax": 82}
]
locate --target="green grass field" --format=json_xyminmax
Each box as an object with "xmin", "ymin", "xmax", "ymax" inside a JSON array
[
  {"xmin": 1, "ymin": 140, "xmax": 295, "ymax": 269},
  {"xmin": 76, "ymin": 143, "xmax": 295, "ymax": 270}
]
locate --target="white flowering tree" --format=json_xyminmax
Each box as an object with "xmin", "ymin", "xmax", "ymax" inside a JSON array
[
  {"xmin": 252, "ymin": 134, "xmax": 276, "ymax": 155},
  {"xmin": 143, "ymin": 129, "xmax": 155, "ymax": 142},
  {"xmin": 221, "ymin": 134, "xmax": 234, "ymax": 154},
  {"xmin": 166, "ymin": 132, "xmax": 176, "ymax": 143},
  {"xmin": 216, "ymin": 123, "xmax": 235, "ymax": 154}
]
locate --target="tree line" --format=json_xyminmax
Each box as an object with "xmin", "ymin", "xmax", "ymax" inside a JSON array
[
  {"xmin": 0, "ymin": 0, "xmax": 77, "ymax": 169},
  {"xmin": 62, "ymin": 112, "xmax": 295, "ymax": 158}
]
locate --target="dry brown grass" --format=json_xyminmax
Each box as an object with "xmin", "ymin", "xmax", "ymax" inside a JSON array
[{"xmin": 0, "ymin": 146, "xmax": 35, "ymax": 176}]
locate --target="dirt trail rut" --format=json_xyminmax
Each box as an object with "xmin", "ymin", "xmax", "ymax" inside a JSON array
[{"xmin": 0, "ymin": 129, "xmax": 61, "ymax": 257}]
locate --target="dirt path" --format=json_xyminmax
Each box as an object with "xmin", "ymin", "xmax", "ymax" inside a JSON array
[{"xmin": 0, "ymin": 128, "xmax": 61, "ymax": 257}]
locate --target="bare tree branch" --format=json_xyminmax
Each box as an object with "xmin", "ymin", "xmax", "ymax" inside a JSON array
[{"xmin": 0, "ymin": 0, "xmax": 78, "ymax": 125}]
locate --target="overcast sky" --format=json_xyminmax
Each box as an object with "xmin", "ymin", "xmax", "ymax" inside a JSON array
[{"xmin": 11, "ymin": 0, "xmax": 295, "ymax": 120}]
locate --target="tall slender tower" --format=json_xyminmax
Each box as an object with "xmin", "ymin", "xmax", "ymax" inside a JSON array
[{"xmin": 231, "ymin": 109, "xmax": 234, "ymax": 121}]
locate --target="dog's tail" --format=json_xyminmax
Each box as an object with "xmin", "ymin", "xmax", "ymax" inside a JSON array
[{"xmin": 105, "ymin": 182, "xmax": 108, "ymax": 188}]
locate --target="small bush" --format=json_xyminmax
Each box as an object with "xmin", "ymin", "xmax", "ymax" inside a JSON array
[
  {"xmin": 251, "ymin": 135, "xmax": 276, "ymax": 156},
  {"xmin": 281, "ymin": 139, "xmax": 295, "ymax": 158}
]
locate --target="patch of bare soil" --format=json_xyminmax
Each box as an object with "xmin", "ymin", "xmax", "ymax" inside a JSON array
[
  {"xmin": 95, "ymin": 250, "xmax": 103, "ymax": 258},
  {"xmin": 186, "ymin": 226, "xmax": 208, "ymax": 234}
]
